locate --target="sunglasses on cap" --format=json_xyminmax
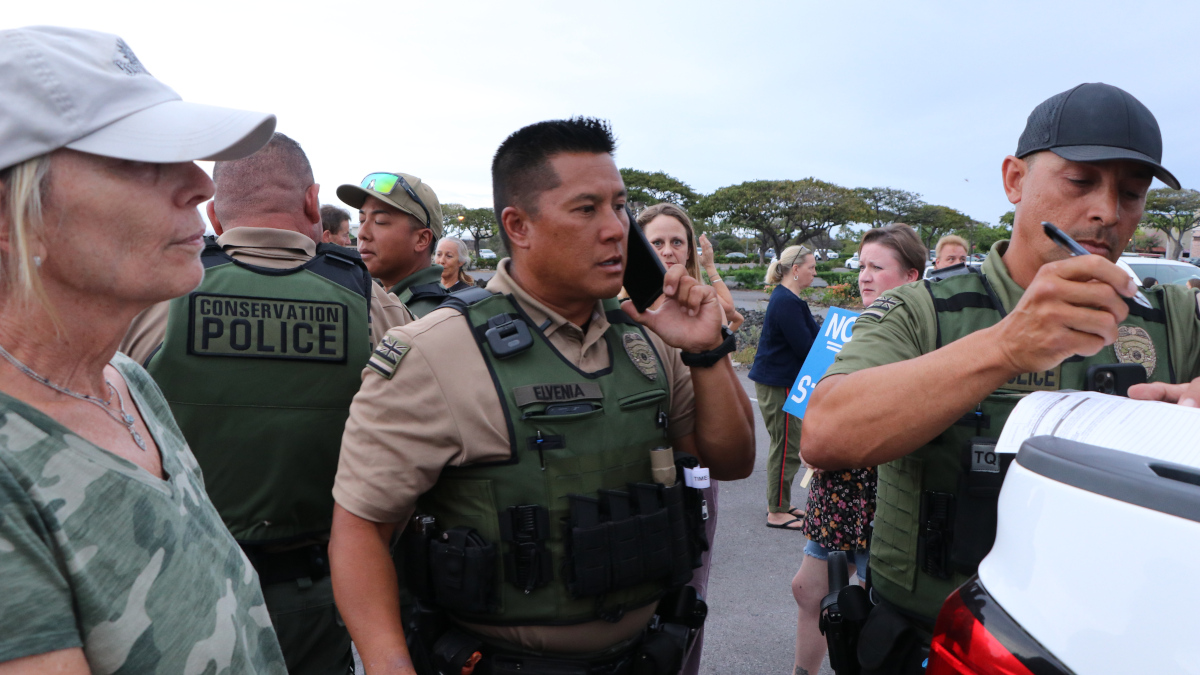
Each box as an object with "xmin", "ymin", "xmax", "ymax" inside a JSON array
[{"xmin": 360, "ymin": 172, "xmax": 432, "ymax": 228}]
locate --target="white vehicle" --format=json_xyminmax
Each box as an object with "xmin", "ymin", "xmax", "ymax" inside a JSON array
[
  {"xmin": 846, "ymin": 252, "xmax": 860, "ymax": 270},
  {"xmin": 927, "ymin": 432, "xmax": 1200, "ymax": 674},
  {"xmin": 1116, "ymin": 256, "xmax": 1200, "ymax": 287},
  {"xmin": 478, "ymin": 248, "xmax": 497, "ymax": 260}
]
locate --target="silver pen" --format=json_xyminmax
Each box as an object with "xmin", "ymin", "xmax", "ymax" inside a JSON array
[{"xmin": 1042, "ymin": 221, "xmax": 1152, "ymax": 309}]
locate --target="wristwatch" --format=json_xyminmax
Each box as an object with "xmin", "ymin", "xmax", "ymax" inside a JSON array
[{"xmin": 680, "ymin": 326, "xmax": 736, "ymax": 368}]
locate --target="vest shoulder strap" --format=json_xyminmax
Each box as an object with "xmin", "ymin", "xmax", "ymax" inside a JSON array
[
  {"xmin": 405, "ymin": 282, "xmax": 450, "ymax": 304},
  {"xmin": 303, "ymin": 245, "xmax": 373, "ymax": 300},
  {"xmin": 200, "ymin": 235, "xmax": 232, "ymax": 269},
  {"xmin": 603, "ymin": 297, "xmax": 641, "ymax": 326},
  {"xmin": 439, "ymin": 286, "xmax": 498, "ymax": 314}
]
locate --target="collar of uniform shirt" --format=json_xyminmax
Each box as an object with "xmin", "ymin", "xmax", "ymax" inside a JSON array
[
  {"xmin": 488, "ymin": 259, "xmax": 608, "ymax": 343},
  {"xmin": 216, "ymin": 227, "xmax": 315, "ymax": 261}
]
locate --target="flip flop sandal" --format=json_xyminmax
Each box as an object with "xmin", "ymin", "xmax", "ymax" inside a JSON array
[
  {"xmin": 765, "ymin": 516, "xmax": 805, "ymax": 531},
  {"xmin": 788, "ymin": 507, "xmax": 806, "ymax": 519}
]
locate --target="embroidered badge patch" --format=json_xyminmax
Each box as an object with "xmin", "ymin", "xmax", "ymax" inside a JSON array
[
  {"xmin": 622, "ymin": 333, "xmax": 658, "ymax": 381},
  {"xmin": 1113, "ymin": 325, "xmax": 1156, "ymax": 378},
  {"xmin": 860, "ymin": 295, "xmax": 901, "ymax": 321},
  {"xmin": 366, "ymin": 336, "xmax": 409, "ymax": 379}
]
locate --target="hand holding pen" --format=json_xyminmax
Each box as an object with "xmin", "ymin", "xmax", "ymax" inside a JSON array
[{"xmin": 1042, "ymin": 222, "xmax": 1153, "ymax": 309}]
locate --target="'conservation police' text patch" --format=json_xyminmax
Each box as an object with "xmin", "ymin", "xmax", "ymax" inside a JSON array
[{"xmin": 188, "ymin": 293, "xmax": 348, "ymax": 362}]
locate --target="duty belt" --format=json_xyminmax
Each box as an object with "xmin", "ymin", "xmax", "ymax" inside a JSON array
[{"xmin": 240, "ymin": 541, "xmax": 330, "ymax": 586}]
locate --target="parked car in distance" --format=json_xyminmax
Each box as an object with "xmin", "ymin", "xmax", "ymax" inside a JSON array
[
  {"xmin": 478, "ymin": 248, "xmax": 497, "ymax": 260},
  {"xmin": 725, "ymin": 252, "xmax": 747, "ymax": 260},
  {"xmin": 1116, "ymin": 257, "xmax": 1200, "ymax": 287},
  {"xmin": 927, "ymin": 434, "xmax": 1200, "ymax": 675},
  {"xmin": 846, "ymin": 252, "xmax": 860, "ymax": 270}
]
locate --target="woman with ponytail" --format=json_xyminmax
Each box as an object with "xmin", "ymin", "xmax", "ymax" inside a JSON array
[{"xmin": 748, "ymin": 245, "xmax": 818, "ymax": 529}]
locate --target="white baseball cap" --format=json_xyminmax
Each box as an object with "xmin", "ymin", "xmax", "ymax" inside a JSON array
[{"xmin": 0, "ymin": 26, "xmax": 277, "ymax": 171}]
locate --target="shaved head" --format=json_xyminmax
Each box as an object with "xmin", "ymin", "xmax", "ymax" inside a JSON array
[{"xmin": 211, "ymin": 132, "xmax": 313, "ymax": 223}]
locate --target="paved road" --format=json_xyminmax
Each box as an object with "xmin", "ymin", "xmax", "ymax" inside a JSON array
[{"xmin": 697, "ymin": 367, "xmax": 832, "ymax": 675}]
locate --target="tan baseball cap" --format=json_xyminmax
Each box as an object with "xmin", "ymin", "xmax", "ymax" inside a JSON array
[
  {"xmin": 337, "ymin": 172, "xmax": 443, "ymax": 238},
  {"xmin": 0, "ymin": 26, "xmax": 276, "ymax": 171}
]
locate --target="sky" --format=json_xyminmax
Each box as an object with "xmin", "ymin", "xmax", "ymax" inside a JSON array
[{"xmin": 7, "ymin": 1, "xmax": 1200, "ymax": 230}]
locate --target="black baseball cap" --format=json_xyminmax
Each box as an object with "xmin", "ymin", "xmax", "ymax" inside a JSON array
[{"xmin": 1016, "ymin": 83, "xmax": 1179, "ymax": 190}]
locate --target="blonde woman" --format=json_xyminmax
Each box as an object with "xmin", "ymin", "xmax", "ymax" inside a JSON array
[
  {"xmin": 0, "ymin": 27, "xmax": 284, "ymax": 672},
  {"xmin": 638, "ymin": 202, "xmax": 743, "ymax": 330},
  {"xmin": 434, "ymin": 236, "xmax": 475, "ymax": 291},
  {"xmin": 748, "ymin": 245, "xmax": 818, "ymax": 529}
]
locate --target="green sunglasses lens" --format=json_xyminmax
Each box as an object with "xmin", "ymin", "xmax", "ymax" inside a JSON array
[{"xmin": 361, "ymin": 173, "xmax": 398, "ymax": 194}]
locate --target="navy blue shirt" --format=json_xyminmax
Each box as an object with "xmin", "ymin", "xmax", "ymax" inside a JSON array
[{"xmin": 748, "ymin": 285, "xmax": 818, "ymax": 388}]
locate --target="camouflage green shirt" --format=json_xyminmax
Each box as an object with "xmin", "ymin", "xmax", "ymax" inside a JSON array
[
  {"xmin": 0, "ymin": 353, "xmax": 286, "ymax": 673},
  {"xmin": 825, "ymin": 240, "xmax": 1200, "ymax": 382}
]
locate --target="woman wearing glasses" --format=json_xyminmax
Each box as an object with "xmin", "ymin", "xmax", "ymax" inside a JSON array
[
  {"xmin": 435, "ymin": 237, "xmax": 476, "ymax": 292},
  {"xmin": 791, "ymin": 223, "xmax": 924, "ymax": 675}
]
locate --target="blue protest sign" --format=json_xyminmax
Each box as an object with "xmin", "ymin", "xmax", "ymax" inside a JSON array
[{"xmin": 782, "ymin": 307, "xmax": 860, "ymax": 418}]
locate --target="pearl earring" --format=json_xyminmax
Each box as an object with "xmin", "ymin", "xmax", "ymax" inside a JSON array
[{"xmin": 33, "ymin": 256, "xmax": 42, "ymax": 268}]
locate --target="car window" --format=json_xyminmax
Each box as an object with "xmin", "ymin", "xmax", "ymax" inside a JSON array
[{"xmin": 1154, "ymin": 263, "xmax": 1200, "ymax": 286}]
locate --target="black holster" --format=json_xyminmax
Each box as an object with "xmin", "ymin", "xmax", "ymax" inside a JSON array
[
  {"xmin": 856, "ymin": 599, "xmax": 930, "ymax": 675},
  {"xmin": 819, "ymin": 551, "xmax": 870, "ymax": 675}
]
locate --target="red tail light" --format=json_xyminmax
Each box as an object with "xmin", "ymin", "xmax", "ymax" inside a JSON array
[{"xmin": 927, "ymin": 588, "xmax": 1034, "ymax": 675}]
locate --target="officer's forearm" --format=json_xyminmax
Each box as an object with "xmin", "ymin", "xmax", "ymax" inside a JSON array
[
  {"xmin": 801, "ymin": 327, "xmax": 1016, "ymax": 470},
  {"xmin": 329, "ymin": 504, "xmax": 415, "ymax": 675},
  {"xmin": 688, "ymin": 358, "xmax": 755, "ymax": 479}
]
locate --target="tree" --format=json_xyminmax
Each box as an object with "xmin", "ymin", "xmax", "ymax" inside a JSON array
[
  {"xmin": 907, "ymin": 204, "xmax": 973, "ymax": 250},
  {"xmin": 787, "ymin": 178, "xmax": 868, "ymax": 250},
  {"xmin": 442, "ymin": 203, "xmax": 497, "ymax": 256},
  {"xmin": 694, "ymin": 178, "xmax": 865, "ymax": 260},
  {"xmin": 999, "ymin": 210, "xmax": 1015, "ymax": 227},
  {"xmin": 1140, "ymin": 188, "xmax": 1200, "ymax": 260},
  {"xmin": 619, "ymin": 169, "xmax": 700, "ymax": 212},
  {"xmin": 694, "ymin": 181, "xmax": 795, "ymax": 259},
  {"xmin": 854, "ymin": 187, "xmax": 924, "ymax": 226}
]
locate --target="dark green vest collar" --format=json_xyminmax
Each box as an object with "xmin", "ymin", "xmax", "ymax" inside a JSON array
[{"xmin": 388, "ymin": 264, "xmax": 444, "ymax": 297}]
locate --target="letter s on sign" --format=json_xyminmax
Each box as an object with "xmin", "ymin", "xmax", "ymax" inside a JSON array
[{"xmin": 790, "ymin": 375, "xmax": 814, "ymax": 404}]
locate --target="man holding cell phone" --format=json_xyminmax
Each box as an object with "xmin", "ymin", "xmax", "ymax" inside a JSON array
[
  {"xmin": 328, "ymin": 117, "xmax": 754, "ymax": 675},
  {"xmin": 801, "ymin": 83, "xmax": 1200, "ymax": 672}
]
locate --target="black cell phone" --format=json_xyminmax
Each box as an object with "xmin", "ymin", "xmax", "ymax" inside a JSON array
[
  {"xmin": 622, "ymin": 205, "xmax": 666, "ymax": 313},
  {"xmin": 1085, "ymin": 363, "xmax": 1146, "ymax": 397}
]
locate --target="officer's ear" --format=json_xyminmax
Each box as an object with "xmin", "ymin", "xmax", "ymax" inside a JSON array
[
  {"xmin": 206, "ymin": 200, "xmax": 224, "ymax": 236},
  {"xmin": 501, "ymin": 205, "xmax": 532, "ymax": 252},
  {"xmin": 1002, "ymin": 155, "xmax": 1029, "ymax": 206},
  {"xmin": 303, "ymin": 184, "xmax": 321, "ymax": 225}
]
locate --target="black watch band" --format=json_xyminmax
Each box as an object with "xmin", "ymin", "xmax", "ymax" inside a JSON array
[{"xmin": 680, "ymin": 326, "xmax": 736, "ymax": 368}]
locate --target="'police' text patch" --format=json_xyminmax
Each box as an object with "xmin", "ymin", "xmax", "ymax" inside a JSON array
[{"xmin": 188, "ymin": 293, "xmax": 348, "ymax": 362}]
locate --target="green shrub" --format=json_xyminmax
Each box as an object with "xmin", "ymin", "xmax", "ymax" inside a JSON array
[
  {"xmin": 815, "ymin": 262, "xmax": 833, "ymax": 273},
  {"xmin": 733, "ymin": 323, "xmax": 761, "ymax": 365},
  {"xmin": 731, "ymin": 266, "xmax": 768, "ymax": 289},
  {"xmin": 817, "ymin": 271, "xmax": 857, "ymax": 286}
]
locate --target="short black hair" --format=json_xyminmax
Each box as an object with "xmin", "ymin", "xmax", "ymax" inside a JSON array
[
  {"xmin": 491, "ymin": 117, "xmax": 616, "ymax": 247},
  {"xmin": 320, "ymin": 204, "xmax": 349, "ymax": 234}
]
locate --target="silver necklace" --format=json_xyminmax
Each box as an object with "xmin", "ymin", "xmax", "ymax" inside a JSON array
[{"xmin": 0, "ymin": 342, "xmax": 147, "ymax": 451}]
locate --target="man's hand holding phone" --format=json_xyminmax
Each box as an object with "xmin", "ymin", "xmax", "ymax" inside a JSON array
[{"xmin": 621, "ymin": 264, "xmax": 725, "ymax": 353}]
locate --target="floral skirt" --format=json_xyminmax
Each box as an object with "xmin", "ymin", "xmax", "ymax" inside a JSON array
[{"xmin": 801, "ymin": 466, "xmax": 877, "ymax": 551}]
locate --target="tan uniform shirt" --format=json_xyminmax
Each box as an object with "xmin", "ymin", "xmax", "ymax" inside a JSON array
[
  {"xmin": 333, "ymin": 259, "xmax": 697, "ymax": 653},
  {"xmin": 121, "ymin": 228, "xmax": 412, "ymax": 364}
]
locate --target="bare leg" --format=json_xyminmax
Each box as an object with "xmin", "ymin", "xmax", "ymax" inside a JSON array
[{"xmin": 791, "ymin": 554, "xmax": 859, "ymax": 675}]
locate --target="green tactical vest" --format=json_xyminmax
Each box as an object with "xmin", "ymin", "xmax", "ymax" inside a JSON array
[
  {"xmin": 412, "ymin": 291, "xmax": 699, "ymax": 626},
  {"xmin": 870, "ymin": 268, "xmax": 1178, "ymax": 625},
  {"xmin": 146, "ymin": 238, "xmax": 373, "ymax": 543},
  {"xmin": 391, "ymin": 265, "xmax": 446, "ymax": 318}
]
